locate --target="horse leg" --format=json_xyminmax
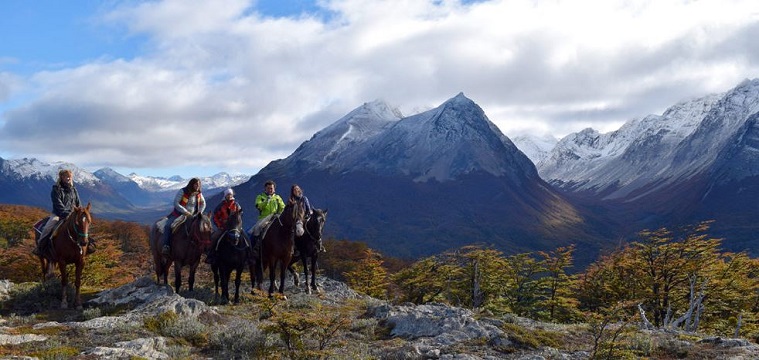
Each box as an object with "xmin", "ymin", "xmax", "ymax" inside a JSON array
[
  {"xmin": 188, "ymin": 262, "xmax": 198, "ymax": 292},
  {"xmin": 310, "ymin": 255, "xmax": 318, "ymax": 292},
  {"xmin": 287, "ymin": 258, "xmax": 300, "ymax": 288},
  {"xmin": 233, "ymin": 267, "xmax": 242, "ymax": 304},
  {"xmin": 268, "ymin": 260, "xmax": 277, "ymax": 297},
  {"xmin": 38, "ymin": 257, "xmax": 46, "ymax": 280},
  {"xmin": 278, "ymin": 257, "xmax": 289, "ymax": 296},
  {"xmin": 74, "ymin": 262, "xmax": 84, "ymax": 310},
  {"xmin": 212, "ymin": 264, "xmax": 220, "ymax": 301},
  {"xmin": 221, "ymin": 267, "xmax": 231, "ymax": 305},
  {"xmin": 59, "ymin": 262, "xmax": 69, "ymax": 309},
  {"xmin": 173, "ymin": 262, "xmax": 183, "ymax": 293},
  {"xmin": 300, "ymin": 254, "xmax": 310, "ymax": 294}
]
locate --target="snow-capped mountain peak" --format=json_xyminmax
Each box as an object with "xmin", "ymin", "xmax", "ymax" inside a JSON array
[
  {"xmin": 0, "ymin": 157, "xmax": 100, "ymax": 185},
  {"xmin": 538, "ymin": 78, "xmax": 759, "ymax": 200},
  {"xmin": 284, "ymin": 93, "xmax": 536, "ymax": 183}
]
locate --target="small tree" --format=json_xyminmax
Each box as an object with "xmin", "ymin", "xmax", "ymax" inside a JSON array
[{"xmin": 343, "ymin": 249, "xmax": 389, "ymax": 299}]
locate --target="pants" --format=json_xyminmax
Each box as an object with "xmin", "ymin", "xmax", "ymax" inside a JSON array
[
  {"xmin": 162, "ymin": 214, "xmax": 178, "ymax": 248},
  {"xmin": 40, "ymin": 215, "xmax": 60, "ymax": 240}
]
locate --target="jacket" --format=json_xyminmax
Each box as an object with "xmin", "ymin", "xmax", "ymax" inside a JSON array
[
  {"xmin": 170, "ymin": 189, "xmax": 206, "ymax": 217},
  {"xmin": 213, "ymin": 199, "xmax": 241, "ymax": 229},
  {"xmin": 255, "ymin": 192, "xmax": 285, "ymax": 219},
  {"xmin": 51, "ymin": 183, "xmax": 81, "ymax": 218}
]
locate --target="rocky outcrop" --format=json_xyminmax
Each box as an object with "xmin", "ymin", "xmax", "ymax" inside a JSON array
[{"xmin": 3, "ymin": 277, "xmax": 759, "ymax": 359}]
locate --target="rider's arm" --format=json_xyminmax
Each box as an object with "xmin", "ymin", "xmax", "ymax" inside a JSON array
[
  {"xmin": 197, "ymin": 193, "xmax": 206, "ymax": 214},
  {"xmin": 51, "ymin": 186, "xmax": 67, "ymax": 217},
  {"xmin": 275, "ymin": 195, "xmax": 286, "ymax": 214}
]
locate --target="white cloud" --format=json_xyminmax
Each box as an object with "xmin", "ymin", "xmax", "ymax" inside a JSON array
[{"xmin": 1, "ymin": 0, "xmax": 758, "ymax": 176}]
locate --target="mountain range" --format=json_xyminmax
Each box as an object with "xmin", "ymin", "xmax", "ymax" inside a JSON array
[
  {"xmin": 4, "ymin": 78, "xmax": 759, "ymax": 266},
  {"xmin": 0, "ymin": 157, "xmax": 248, "ymax": 221}
]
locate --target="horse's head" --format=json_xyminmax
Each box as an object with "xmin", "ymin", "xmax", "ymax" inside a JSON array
[
  {"xmin": 225, "ymin": 209, "xmax": 243, "ymax": 231},
  {"xmin": 223, "ymin": 209, "xmax": 244, "ymax": 246},
  {"xmin": 305, "ymin": 208, "xmax": 327, "ymax": 243},
  {"xmin": 69, "ymin": 203, "xmax": 93, "ymax": 247},
  {"xmin": 283, "ymin": 202, "xmax": 306, "ymax": 236},
  {"xmin": 190, "ymin": 213, "xmax": 213, "ymax": 248}
]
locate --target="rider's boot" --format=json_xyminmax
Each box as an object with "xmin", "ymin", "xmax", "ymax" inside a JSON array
[{"xmin": 33, "ymin": 235, "xmax": 48, "ymax": 256}]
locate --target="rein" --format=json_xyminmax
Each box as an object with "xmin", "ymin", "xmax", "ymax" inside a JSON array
[{"xmin": 303, "ymin": 216, "xmax": 322, "ymax": 242}]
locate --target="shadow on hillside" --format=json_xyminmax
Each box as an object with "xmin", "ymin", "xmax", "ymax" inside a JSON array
[{"xmin": 0, "ymin": 279, "xmax": 102, "ymax": 321}]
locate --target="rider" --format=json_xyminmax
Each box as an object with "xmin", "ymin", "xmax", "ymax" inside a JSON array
[
  {"xmin": 33, "ymin": 169, "xmax": 85, "ymax": 255},
  {"xmin": 250, "ymin": 180, "xmax": 285, "ymax": 245},
  {"xmin": 289, "ymin": 184, "xmax": 325, "ymax": 252},
  {"xmin": 162, "ymin": 178, "xmax": 206, "ymax": 255},
  {"xmin": 205, "ymin": 188, "xmax": 242, "ymax": 264}
]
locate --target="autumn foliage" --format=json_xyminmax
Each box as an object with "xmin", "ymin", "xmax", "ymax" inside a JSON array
[{"xmin": 0, "ymin": 204, "xmax": 152, "ymax": 288}]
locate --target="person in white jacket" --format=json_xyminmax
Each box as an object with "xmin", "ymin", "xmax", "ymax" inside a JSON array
[{"xmin": 161, "ymin": 178, "xmax": 206, "ymax": 254}]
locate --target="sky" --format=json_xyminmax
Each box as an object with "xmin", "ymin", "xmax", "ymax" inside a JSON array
[{"xmin": 1, "ymin": 0, "xmax": 758, "ymax": 178}]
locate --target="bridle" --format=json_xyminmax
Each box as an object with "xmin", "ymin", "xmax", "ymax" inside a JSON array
[
  {"xmin": 222, "ymin": 212, "xmax": 245, "ymax": 248},
  {"xmin": 65, "ymin": 209, "xmax": 91, "ymax": 254},
  {"xmin": 303, "ymin": 213, "xmax": 324, "ymax": 243}
]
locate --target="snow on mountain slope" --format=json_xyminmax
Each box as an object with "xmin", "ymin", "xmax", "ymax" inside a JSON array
[
  {"xmin": 288, "ymin": 99, "xmax": 402, "ymax": 168},
  {"xmin": 287, "ymin": 93, "xmax": 536, "ymax": 183},
  {"xmin": 0, "ymin": 157, "xmax": 100, "ymax": 185},
  {"xmin": 127, "ymin": 172, "xmax": 249, "ymax": 192},
  {"xmin": 537, "ymin": 87, "xmax": 729, "ymax": 199},
  {"xmin": 512, "ymin": 134, "xmax": 558, "ymax": 165}
]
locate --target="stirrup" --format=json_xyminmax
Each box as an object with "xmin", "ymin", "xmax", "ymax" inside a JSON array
[{"xmin": 162, "ymin": 245, "xmax": 170, "ymax": 255}]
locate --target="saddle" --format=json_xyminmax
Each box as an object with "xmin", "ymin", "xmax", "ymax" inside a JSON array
[
  {"xmin": 250, "ymin": 214, "xmax": 277, "ymax": 240},
  {"xmin": 155, "ymin": 215, "xmax": 190, "ymax": 236},
  {"xmin": 171, "ymin": 215, "xmax": 189, "ymax": 233}
]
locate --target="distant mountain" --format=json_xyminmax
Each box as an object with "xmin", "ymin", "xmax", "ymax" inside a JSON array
[
  {"xmin": 0, "ymin": 159, "xmax": 248, "ymax": 221},
  {"xmin": 536, "ymin": 78, "xmax": 759, "ymax": 254},
  {"xmin": 0, "ymin": 158, "xmax": 135, "ymax": 215},
  {"xmin": 224, "ymin": 94, "xmax": 607, "ymax": 264}
]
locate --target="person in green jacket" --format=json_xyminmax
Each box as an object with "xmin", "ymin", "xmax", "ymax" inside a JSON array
[
  {"xmin": 255, "ymin": 180, "xmax": 285, "ymax": 219},
  {"xmin": 249, "ymin": 180, "xmax": 285, "ymax": 244}
]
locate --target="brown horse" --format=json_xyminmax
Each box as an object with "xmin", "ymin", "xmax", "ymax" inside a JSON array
[
  {"xmin": 288, "ymin": 208, "xmax": 328, "ymax": 294},
  {"xmin": 35, "ymin": 203, "xmax": 93, "ymax": 309},
  {"xmin": 211, "ymin": 209, "xmax": 248, "ymax": 304},
  {"xmin": 150, "ymin": 213, "xmax": 212, "ymax": 293},
  {"xmin": 254, "ymin": 202, "xmax": 305, "ymax": 298}
]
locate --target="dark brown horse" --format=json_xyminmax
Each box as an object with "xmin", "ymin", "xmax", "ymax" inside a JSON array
[
  {"xmin": 288, "ymin": 209, "xmax": 328, "ymax": 294},
  {"xmin": 211, "ymin": 209, "xmax": 248, "ymax": 304},
  {"xmin": 150, "ymin": 213, "xmax": 212, "ymax": 293},
  {"xmin": 254, "ymin": 202, "xmax": 305, "ymax": 298},
  {"xmin": 35, "ymin": 203, "xmax": 93, "ymax": 309}
]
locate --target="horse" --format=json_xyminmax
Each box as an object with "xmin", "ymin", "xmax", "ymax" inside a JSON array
[
  {"xmin": 150, "ymin": 213, "xmax": 212, "ymax": 293},
  {"xmin": 288, "ymin": 209, "xmax": 328, "ymax": 294},
  {"xmin": 34, "ymin": 203, "xmax": 93, "ymax": 309},
  {"xmin": 254, "ymin": 202, "xmax": 305, "ymax": 298},
  {"xmin": 211, "ymin": 209, "xmax": 249, "ymax": 304}
]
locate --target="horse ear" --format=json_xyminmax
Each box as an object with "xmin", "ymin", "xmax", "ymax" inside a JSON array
[{"xmin": 85, "ymin": 202, "xmax": 92, "ymax": 212}]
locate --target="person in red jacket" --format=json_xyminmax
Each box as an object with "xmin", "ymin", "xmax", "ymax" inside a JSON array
[{"xmin": 205, "ymin": 188, "xmax": 241, "ymax": 264}]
